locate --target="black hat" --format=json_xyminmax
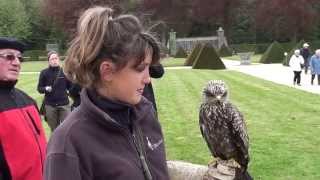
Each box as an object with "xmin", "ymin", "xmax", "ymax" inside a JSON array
[{"xmin": 0, "ymin": 37, "xmax": 25, "ymax": 53}]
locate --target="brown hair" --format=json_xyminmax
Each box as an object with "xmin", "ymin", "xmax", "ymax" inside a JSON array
[
  {"xmin": 64, "ymin": 6, "xmax": 160, "ymax": 88},
  {"xmin": 47, "ymin": 50, "xmax": 59, "ymax": 60}
]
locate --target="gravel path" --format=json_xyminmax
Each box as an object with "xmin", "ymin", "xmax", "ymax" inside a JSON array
[{"xmin": 222, "ymin": 59, "xmax": 320, "ymax": 95}]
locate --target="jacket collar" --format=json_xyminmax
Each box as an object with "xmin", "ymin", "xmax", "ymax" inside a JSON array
[
  {"xmin": 0, "ymin": 80, "xmax": 16, "ymax": 92},
  {"xmin": 80, "ymin": 88, "xmax": 151, "ymax": 128}
]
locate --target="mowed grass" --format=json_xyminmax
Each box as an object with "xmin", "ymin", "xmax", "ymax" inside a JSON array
[
  {"xmin": 153, "ymin": 69, "xmax": 320, "ymax": 180},
  {"xmin": 161, "ymin": 57, "xmax": 185, "ymax": 67},
  {"xmin": 21, "ymin": 61, "xmax": 48, "ymax": 72},
  {"xmin": 17, "ymin": 62, "xmax": 320, "ymax": 179}
]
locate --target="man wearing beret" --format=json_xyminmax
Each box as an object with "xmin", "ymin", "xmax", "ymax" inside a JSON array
[{"xmin": 0, "ymin": 37, "xmax": 47, "ymax": 180}]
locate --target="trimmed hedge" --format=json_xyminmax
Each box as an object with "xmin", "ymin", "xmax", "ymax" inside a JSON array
[
  {"xmin": 309, "ymin": 41, "xmax": 320, "ymax": 52},
  {"xmin": 255, "ymin": 43, "xmax": 270, "ymax": 54},
  {"xmin": 184, "ymin": 43, "xmax": 202, "ymax": 66},
  {"xmin": 218, "ymin": 44, "xmax": 232, "ymax": 57},
  {"xmin": 259, "ymin": 41, "xmax": 285, "ymax": 64},
  {"xmin": 192, "ymin": 43, "xmax": 226, "ymax": 70},
  {"xmin": 281, "ymin": 41, "xmax": 296, "ymax": 52},
  {"xmin": 175, "ymin": 47, "xmax": 188, "ymax": 58},
  {"xmin": 283, "ymin": 40, "xmax": 305, "ymax": 66}
]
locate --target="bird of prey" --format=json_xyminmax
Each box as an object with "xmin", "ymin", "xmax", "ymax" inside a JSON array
[{"xmin": 199, "ymin": 80, "xmax": 252, "ymax": 180}]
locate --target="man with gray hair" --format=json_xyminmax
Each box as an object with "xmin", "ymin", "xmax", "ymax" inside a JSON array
[
  {"xmin": 309, "ymin": 49, "xmax": 320, "ymax": 85},
  {"xmin": 0, "ymin": 37, "xmax": 47, "ymax": 180}
]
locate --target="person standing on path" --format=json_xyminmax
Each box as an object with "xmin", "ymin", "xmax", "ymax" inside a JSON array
[
  {"xmin": 309, "ymin": 49, "xmax": 320, "ymax": 85},
  {"xmin": 289, "ymin": 49, "xmax": 304, "ymax": 86},
  {"xmin": 300, "ymin": 43, "xmax": 311, "ymax": 74}
]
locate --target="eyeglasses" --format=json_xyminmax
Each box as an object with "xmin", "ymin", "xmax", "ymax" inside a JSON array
[{"xmin": 0, "ymin": 53, "xmax": 24, "ymax": 62}]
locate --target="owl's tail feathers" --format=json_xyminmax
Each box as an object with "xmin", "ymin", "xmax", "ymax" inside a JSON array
[{"xmin": 234, "ymin": 168, "xmax": 253, "ymax": 180}]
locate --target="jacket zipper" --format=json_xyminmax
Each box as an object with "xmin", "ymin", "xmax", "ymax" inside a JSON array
[
  {"xmin": 131, "ymin": 121, "xmax": 153, "ymax": 180},
  {"xmin": 132, "ymin": 132, "xmax": 153, "ymax": 180},
  {"xmin": 120, "ymin": 124, "xmax": 152, "ymax": 180}
]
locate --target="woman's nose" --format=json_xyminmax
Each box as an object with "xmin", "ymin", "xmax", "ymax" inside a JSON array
[{"xmin": 144, "ymin": 76, "xmax": 151, "ymax": 84}]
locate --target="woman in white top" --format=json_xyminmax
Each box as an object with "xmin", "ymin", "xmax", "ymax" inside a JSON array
[{"xmin": 289, "ymin": 49, "xmax": 304, "ymax": 86}]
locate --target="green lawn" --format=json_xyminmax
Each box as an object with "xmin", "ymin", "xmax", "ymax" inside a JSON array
[
  {"xmin": 161, "ymin": 57, "xmax": 185, "ymax": 67},
  {"xmin": 21, "ymin": 61, "xmax": 48, "ymax": 72},
  {"xmin": 17, "ymin": 62, "xmax": 320, "ymax": 179},
  {"xmin": 153, "ymin": 69, "xmax": 320, "ymax": 180}
]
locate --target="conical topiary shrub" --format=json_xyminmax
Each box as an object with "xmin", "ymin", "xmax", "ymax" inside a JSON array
[
  {"xmin": 259, "ymin": 41, "xmax": 285, "ymax": 64},
  {"xmin": 175, "ymin": 47, "xmax": 188, "ymax": 58},
  {"xmin": 283, "ymin": 40, "xmax": 305, "ymax": 66},
  {"xmin": 218, "ymin": 44, "xmax": 232, "ymax": 57},
  {"xmin": 184, "ymin": 43, "xmax": 202, "ymax": 66},
  {"xmin": 192, "ymin": 43, "xmax": 226, "ymax": 70}
]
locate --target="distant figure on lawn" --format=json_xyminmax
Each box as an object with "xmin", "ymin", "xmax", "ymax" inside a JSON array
[
  {"xmin": 37, "ymin": 51, "xmax": 71, "ymax": 132},
  {"xmin": 309, "ymin": 49, "xmax": 320, "ymax": 85},
  {"xmin": 289, "ymin": 49, "xmax": 304, "ymax": 86},
  {"xmin": 300, "ymin": 43, "xmax": 311, "ymax": 74},
  {"xmin": 0, "ymin": 37, "xmax": 47, "ymax": 180}
]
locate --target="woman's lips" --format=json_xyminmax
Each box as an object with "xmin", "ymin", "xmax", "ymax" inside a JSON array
[{"xmin": 137, "ymin": 88, "xmax": 144, "ymax": 95}]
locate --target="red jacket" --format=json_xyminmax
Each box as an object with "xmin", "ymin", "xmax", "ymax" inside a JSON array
[{"xmin": 0, "ymin": 82, "xmax": 47, "ymax": 180}]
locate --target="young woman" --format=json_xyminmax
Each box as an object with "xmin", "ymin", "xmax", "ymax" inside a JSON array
[
  {"xmin": 44, "ymin": 6, "xmax": 169, "ymax": 180},
  {"xmin": 37, "ymin": 51, "xmax": 71, "ymax": 131}
]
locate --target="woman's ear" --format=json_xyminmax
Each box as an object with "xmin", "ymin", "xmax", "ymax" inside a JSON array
[{"xmin": 100, "ymin": 61, "xmax": 115, "ymax": 82}]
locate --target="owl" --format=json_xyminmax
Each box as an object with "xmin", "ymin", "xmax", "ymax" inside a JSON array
[{"xmin": 199, "ymin": 80, "xmax": 252, "ymax": 180}]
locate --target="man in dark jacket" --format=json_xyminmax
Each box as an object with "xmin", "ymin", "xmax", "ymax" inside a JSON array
[
  {"xmin": 0, "ymin": 37, "xmax": 47, "ymax": 180},
  {"xmin": 142, "ymin": 63, "xmax": 164, "ymax": 112},
  {"xmin": 37, "ymin": 51, "xmax": 71, "ymax": 132},
  {"xmin": 69, "ymin": 82, "xmax": 81, "ymax": 111},
  {"xmin": 300, "ymin": 43, "xmax": 311, "ymax": 74}
]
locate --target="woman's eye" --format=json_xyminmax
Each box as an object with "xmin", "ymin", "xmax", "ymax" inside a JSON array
[{"xmin": 136, "ymin": 64, "xmax": 147, "ymax": 72}]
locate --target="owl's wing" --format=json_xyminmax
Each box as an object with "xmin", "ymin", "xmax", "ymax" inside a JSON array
[
  {"xmin": 199, "ymin": 105, "xmax": 216, "ymax": 157},
  {"xmin": 227, "ymin": 103, "xmax": 250, "ymax": 167}
]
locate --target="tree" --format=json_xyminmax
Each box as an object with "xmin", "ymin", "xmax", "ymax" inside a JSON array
[
  {"xmin": 141, "ymin": 0, "xmax": 194, "ymax": 37},
  {"xmin": 191, "ymin": 0, "xmax": 243, "ymax": 40},
  {"xmin": 255, "ymin": 0, "xmax": 320, "ymax": 42},
  {"xmin": 42, "ymin": 0, "xmax": 137, "ymax": 37},
  {"xmin": 0, "ymin": 0, "xmax": 31, "ymax": 40},
  {"xmin": 21, "ymin": 0, "xmax": 58, "ymax": 49}
]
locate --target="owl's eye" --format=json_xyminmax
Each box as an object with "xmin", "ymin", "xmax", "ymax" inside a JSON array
[{"xmin": 205, "ymin": 91, "xmax": 214, "ymax": 97}]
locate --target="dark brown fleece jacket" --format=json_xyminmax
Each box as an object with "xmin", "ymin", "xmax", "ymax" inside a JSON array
[{"xmin": 44, "ymin": 89, "xmax": 169, "ymax": 180}]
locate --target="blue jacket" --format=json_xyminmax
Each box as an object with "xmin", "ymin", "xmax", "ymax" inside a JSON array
[{"xmin": 309, "ymin": 55, "xmax": 320, "ymax": 74}]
